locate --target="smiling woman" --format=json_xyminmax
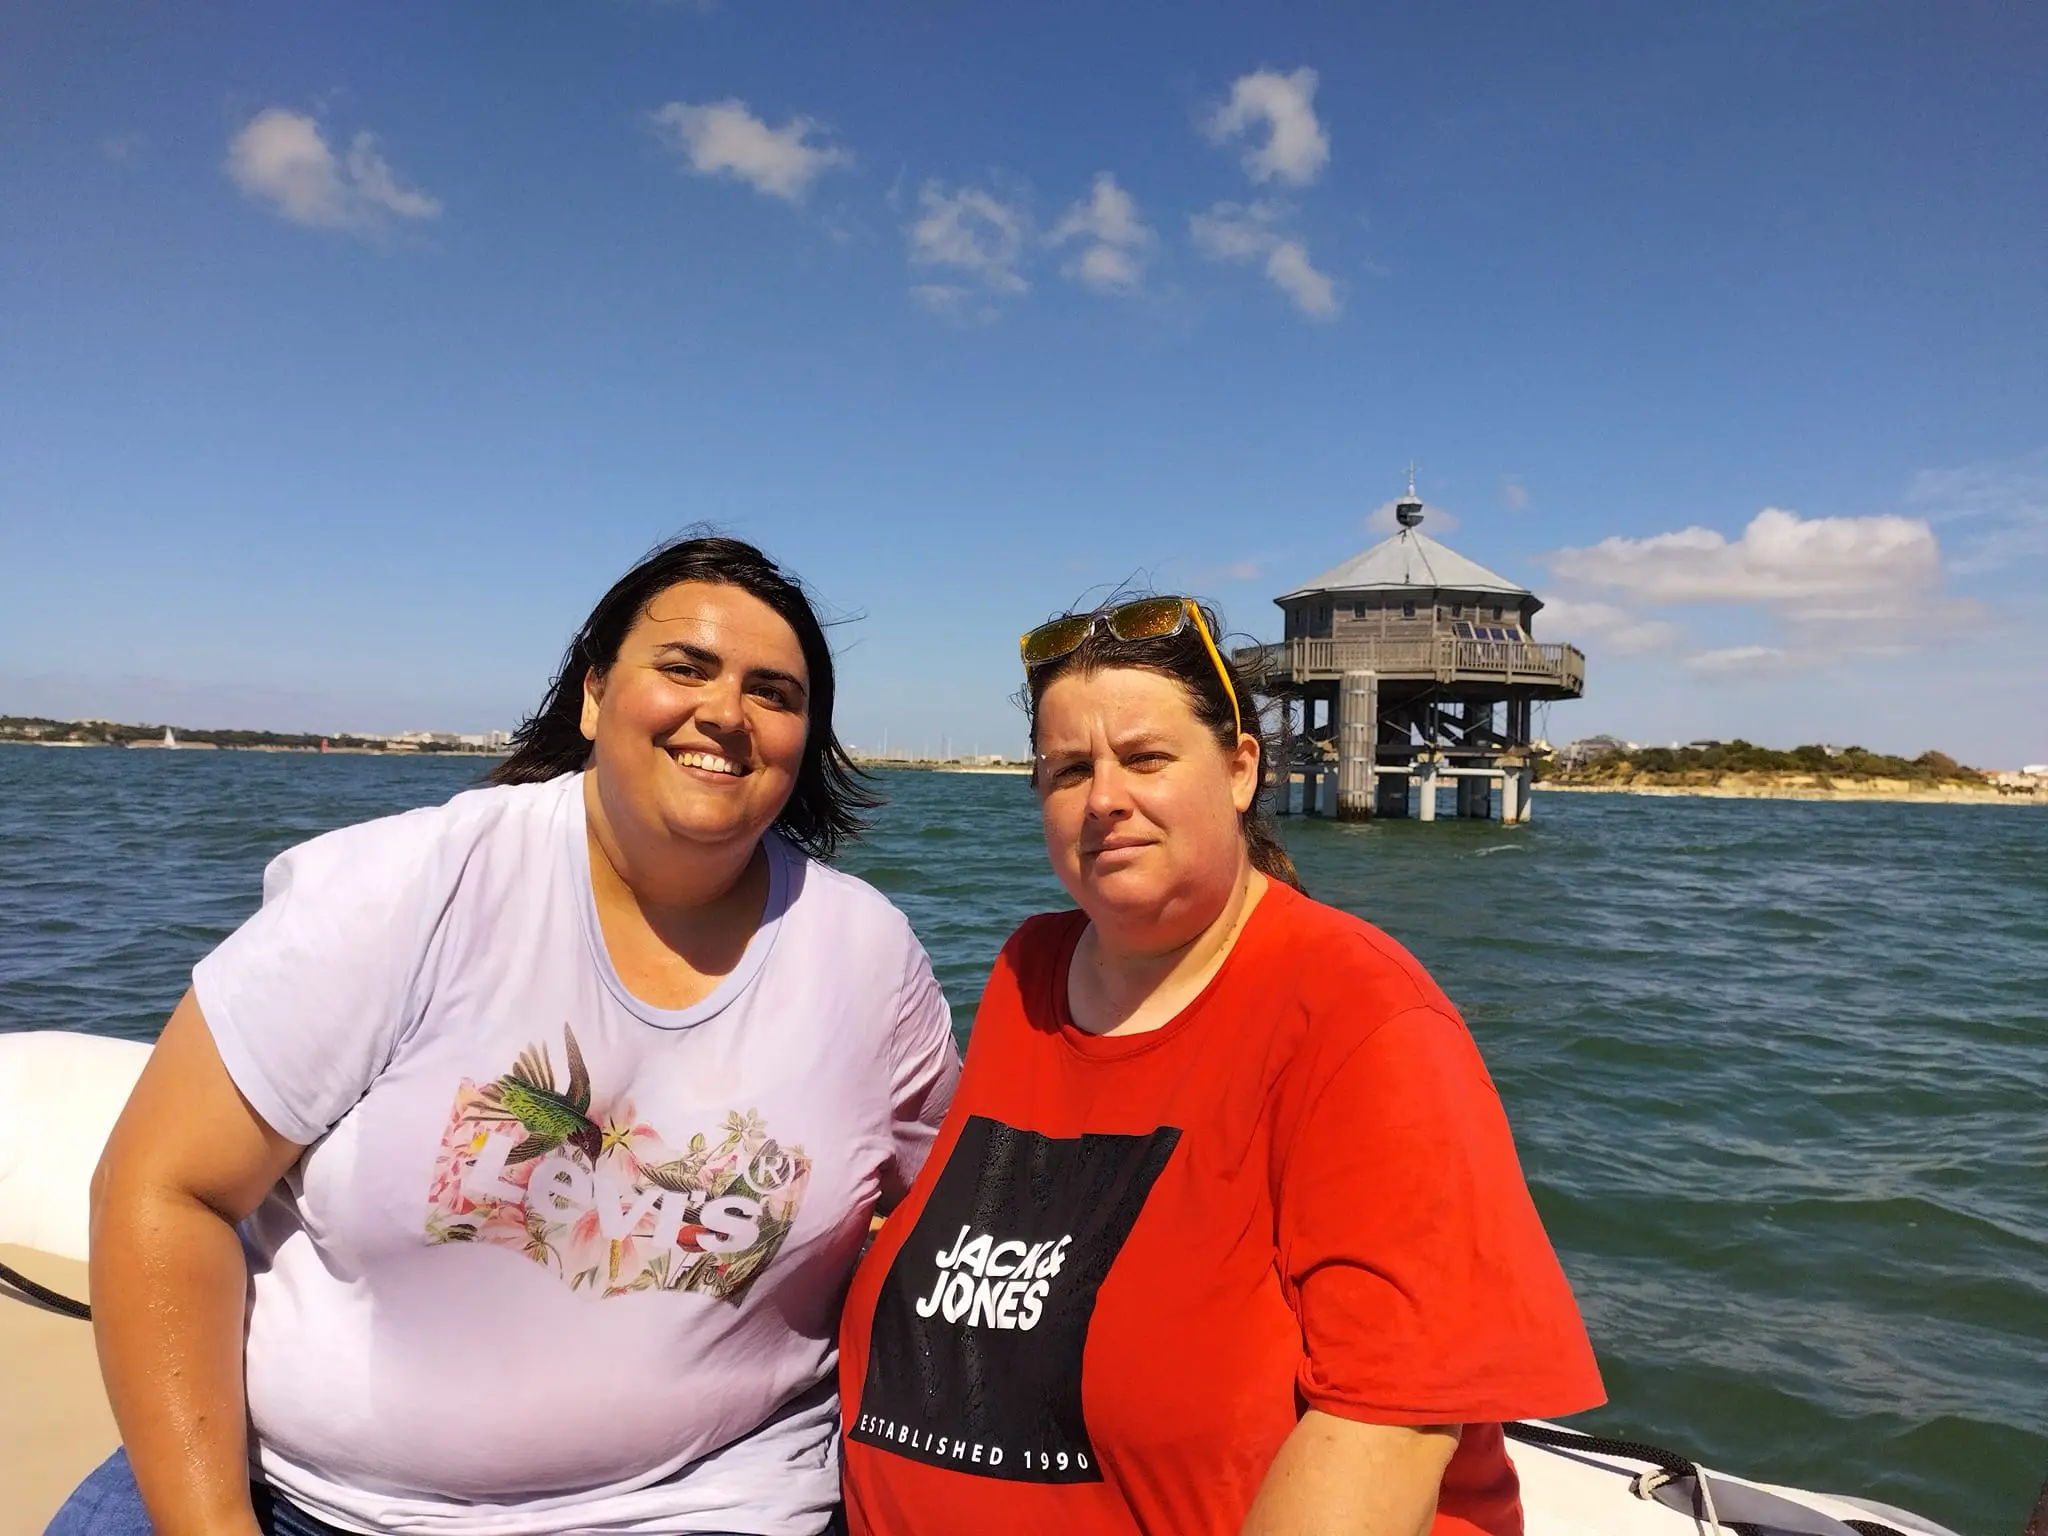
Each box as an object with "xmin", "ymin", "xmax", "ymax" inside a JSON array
[{"xmin": 54, "ymin": 536, "xmax": 958, "ymax": 1536}]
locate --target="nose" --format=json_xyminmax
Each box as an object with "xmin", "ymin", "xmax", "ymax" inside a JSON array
[
  {"xmin": 690, "ymin": 672, "xmax": 746, "ymax": 735},
  {"xmin": 1083, "ymin": 756, "xmax": 1133, "ymax": 824}
]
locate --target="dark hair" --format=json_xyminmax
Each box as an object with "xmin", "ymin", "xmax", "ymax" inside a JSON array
[
  {"xmin": 1022, "ymin": 597, "xmax": 1302, "ymax": 892},
  {"xmin": 488, "ymin": 534, "xmax": 879, "ymax": 861}
]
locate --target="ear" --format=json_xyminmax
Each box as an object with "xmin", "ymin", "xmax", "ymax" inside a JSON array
[
  {"xmin": 579, "ymin": 667, "xmax": 605, "ymax": 742},
  {"xmin": 1227, "ymin": 732, "xmax": 1261, "ymax": 815}
]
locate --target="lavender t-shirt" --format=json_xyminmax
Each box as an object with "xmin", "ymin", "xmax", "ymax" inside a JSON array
[{"xmin": 192, "ymin": 772, "xmax": 959, "ymax": 1535}]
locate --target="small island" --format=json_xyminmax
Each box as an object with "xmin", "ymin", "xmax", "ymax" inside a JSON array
[{"xmin": 1543, "ymin": 738, "xmax": 2046, "ymax": 806}]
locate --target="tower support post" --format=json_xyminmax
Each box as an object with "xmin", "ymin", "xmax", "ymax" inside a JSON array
[
  {"xmin": 1457, "ymin": 774, "xmax": 1492, "ymax": 819},
  {"xmin": 1416, "ymin": 758, "xmax": 1439, "ymax": 822},
  {"xmin": 1501, "ymin": 766, "xmax": 1522, "ymax": 824},
  {"xmin": 1275, "ymin": 695, "xmax": 1295, "ymax": 815},
  {"xmin": 1338, "ymin": 670, "xmax": 1378, "ymax": 821}
]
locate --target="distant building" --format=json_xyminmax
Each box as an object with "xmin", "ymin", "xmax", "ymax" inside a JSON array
[
  {"xmin": 1234, "ymin": 473, "xmax": 1586, "ymax": 822},
  {"xmin": 1558, "ymin": 734, "xmax": 1635, "ymax": 771}
]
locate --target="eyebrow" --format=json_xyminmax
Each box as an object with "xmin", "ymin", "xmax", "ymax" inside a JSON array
[
  {"xmin": 1038, "ymin": 730, "xmax": 1176, "ymax": 760},
  {"xmin": 650, "ymin": 641, "xmax": 808, "ymax": 697}
]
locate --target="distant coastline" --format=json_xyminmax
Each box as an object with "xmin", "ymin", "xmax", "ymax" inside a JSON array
[
  {"xmin": 1539, "ymin": 738, "xmax": 2046, "ymax": 808},
  {"xmin": 1538, "ymin": 774, "xmax": 2044, "ymax": 808},
  {"xmin": 0, "ymin": 716, "xmax": 507, "ymax": 757}
]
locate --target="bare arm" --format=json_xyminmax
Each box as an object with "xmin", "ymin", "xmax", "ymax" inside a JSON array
[
  {"xmin": 89, "ymin": 990, "xmax": 304, "ymax": 1536},
  {"xmin": 1241, "ymin": 1413, "xmax": 1461, "ymax": 1536}
]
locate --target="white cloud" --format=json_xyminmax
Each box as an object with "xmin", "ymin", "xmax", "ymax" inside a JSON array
[
  {"xmin": 1047, "ymin": 173, "xmax": 1154, "ymax": 293},
  {"xmin": 102, "ymin": 133, "xmax": 143, "ymax": 164},
  {"xmin": 1544, "ymin": 507, "xmax": 1943, "ymax": 622},
  {"xmin": 1189, "ymin": 201, "xmax": 1340, "ymax": 320},
  {"xmin": 1263, "ymin": 240, "xmax": 1337, "ymax": 319},
  {"xmin": 1502, "ymin": 478, "xmax": 1529, "ymax": 511},
  {"xmin": 908, "ymin": 182, "xmax": 1028, "ymax": 296},
  {"xmin": 1685, "ymin": 645, "xmax": 1800, "ymax": 676},
  {"xmin": 1205, "ymin": 67, "xmax": 1330, "ymax": 186},
  {"xmin": 1536, "ymin": 597, "xmax": 1681, "ymax": 655},
  {"xmin": 1366, "ymin": 499, "xmax": 1461, "ymax": 535},
  {"xmin": 648, "ymin": 99, "xmax": 851, "ymax": 203},
  {"xmin": 1189, "ymin": 198, "xmax": 1283, "ymax": 260},
  {"xmin": 226, "ymin": 108, "xmax": 441, "ymax": 236}
]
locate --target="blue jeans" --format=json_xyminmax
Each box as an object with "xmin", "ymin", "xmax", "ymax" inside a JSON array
[
  {"xmin": 47, "ymin": 1447, "xmax": 847, "ymax": 1534},
  {"xmin": 46, "ymin": 1449, "xmax": 348, "ymax": 1535}
]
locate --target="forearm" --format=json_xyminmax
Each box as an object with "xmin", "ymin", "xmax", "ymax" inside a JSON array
[
  {"xmin": 1241, "ymin": 1412, "xmax": 1460, "ymax": 1536},
  {"xmin": 91, "ymin": 1177, "xmax": 261, "ymax": 1536}
]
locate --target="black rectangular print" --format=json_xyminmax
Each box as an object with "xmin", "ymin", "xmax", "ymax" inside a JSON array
[{"xmin": 851, "ymin": 1115, "xmax": 1180, "ymax": 1484}]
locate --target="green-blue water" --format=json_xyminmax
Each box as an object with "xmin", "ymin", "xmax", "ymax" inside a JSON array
[{"xmin": 2, "ymin": 746, "xmax": 2043, "ymax": 1535}]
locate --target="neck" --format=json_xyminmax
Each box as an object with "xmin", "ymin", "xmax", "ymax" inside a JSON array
[{"xmin": 1072, "ymin": 859, "xmax": 1265, "ymax": 1036}]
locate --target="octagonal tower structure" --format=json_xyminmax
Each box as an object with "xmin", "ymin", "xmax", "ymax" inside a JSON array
[{"xmin": 1232, "ymin": 475, "xmax": 1587, "ymax": 822}]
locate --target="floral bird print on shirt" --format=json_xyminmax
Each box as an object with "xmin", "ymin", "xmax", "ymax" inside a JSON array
[
  {"xmin": 424, "ymin": 1025, "xmax": 811, "ymax": 1304},
  {"xmin": 477, "ymin": 1025, "xmax": 602, "ymax": 1165}
]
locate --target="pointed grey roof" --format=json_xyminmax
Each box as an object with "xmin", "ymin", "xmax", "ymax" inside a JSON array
[{"xmin": 1278, "ymin": 527, "xmax": 1533, "ymax": 601}]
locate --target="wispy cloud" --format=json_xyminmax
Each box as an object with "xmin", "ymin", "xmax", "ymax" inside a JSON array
[
  {"xmin": 1189, "ymin": 200, "xmax": 1339, "ymax": 320},
  {"xmin": 908, "ymin": 181, "xmax": 1029, "ymax": 300},
  {"xmin": 226, "ymin": 108, "xmax": 441, "ymax": 237},
  {"xmin": 1047, "ymin": 173, "xmax": 1154, "ymax": 294},
  {"xmin": 1536, "ymin": 597, "xmax": 1681, "ymax": 655},
  {"xmin": 649, "ymin": 98, "xmax": 851, "ymax": 202},
  {"xmin": 1903, "ymin": 452, "xmax": 2048, "ymax": 576},
  {"xmin": 1502, "ymin": 478, "xmax": 1529, "ymax": 511},
  {"xmin": 1205, "ymin": 68, "xmax": 1330, "ymax": 186},
  {"xmin": 1685, "ymin": 644, "xmax": 1800, "ymax": 676},
  {"xmin": 101, "ymin": 133, "xmax": 143, "ymax": 165}
]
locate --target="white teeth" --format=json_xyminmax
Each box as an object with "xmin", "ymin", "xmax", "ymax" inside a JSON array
[{"xmin": 671, "ymin": 749, "xmax": 748, "ymax": 777}]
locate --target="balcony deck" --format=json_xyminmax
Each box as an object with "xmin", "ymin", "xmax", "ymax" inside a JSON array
[{"xmin": 1235, "ymin": 636, "xmax": 1586, "ymax": 698}]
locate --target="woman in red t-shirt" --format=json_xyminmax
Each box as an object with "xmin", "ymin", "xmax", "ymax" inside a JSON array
[{"xmin": 839, "ymin": 596, "xmax": 1604, "ymax": 1536}]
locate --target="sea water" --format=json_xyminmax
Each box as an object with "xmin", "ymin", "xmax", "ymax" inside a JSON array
[{"xmin": 1, "ymin": 746, "xmax": 2042, "ymax": 1535}]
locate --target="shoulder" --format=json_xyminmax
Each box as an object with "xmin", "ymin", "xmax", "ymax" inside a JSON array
[
  {"xmin": 775, "ymin": 840, "xmax": 935, "ymax": 982},
  {"xmin": 1246, "ymin": 885, "xmax": 1470, "ymax": 1087},
  {"xmin": 1257, "ymin": 884, "xmax": 1455, "ymax": 1022},
  {"xmin": 258, "ymin": 775, "xmax": 571, "ymax": 904}
]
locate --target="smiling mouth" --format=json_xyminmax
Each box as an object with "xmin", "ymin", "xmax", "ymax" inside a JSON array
[{"xmin": 668, "ymin": 747, "xmax": 751, "ymax": 778}]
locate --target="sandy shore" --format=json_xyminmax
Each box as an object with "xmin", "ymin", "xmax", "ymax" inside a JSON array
[
  {"xmin": 1, "ymin": 1246, "xmax": 115, "ymax": 1535},
  {"xmin": 1540, "ymin": 777, "xmax": 2044, "ymax": 808}
]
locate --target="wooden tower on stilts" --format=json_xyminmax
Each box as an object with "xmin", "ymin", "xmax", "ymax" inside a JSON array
[{"xmin": 1234, "ymin": 474, "xmax": 1587, "ymax": 823}]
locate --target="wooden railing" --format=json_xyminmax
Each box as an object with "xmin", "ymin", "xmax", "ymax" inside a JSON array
[{"xmin": 1233, "ymin": 636, "xmax": 1586, "ymax": 694}]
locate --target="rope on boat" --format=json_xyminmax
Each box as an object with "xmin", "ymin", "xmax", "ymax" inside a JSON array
[{"xmin": 0, "ymin": 1253, "xmax": 91, "ymax": 1320}]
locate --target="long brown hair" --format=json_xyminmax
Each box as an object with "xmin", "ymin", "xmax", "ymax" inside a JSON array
[
  {"xmin": 487, "ymin": 534, "xmax": 879, "ymax": 861},
  {"xmin": 1021, "ymin": 598, "xmax": 1302, "ymax": 892}
]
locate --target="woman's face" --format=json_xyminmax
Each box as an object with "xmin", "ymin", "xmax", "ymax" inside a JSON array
[
  {"xmin": 581, "ymin": 581, "xmax": 811, "ymax": 859},
  {"xmin": 1033, "ymin": 666, "xmax": 1259, "ymax": 940}
]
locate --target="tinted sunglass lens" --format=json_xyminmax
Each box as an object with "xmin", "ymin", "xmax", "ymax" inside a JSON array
[
  {"xmin": 1106, "ymin": 597, "xmax": 1189, "ymax": 641},
  {"xmin": 1021, "ymin": 614, "xmax": 1097, "ymax": 665}
]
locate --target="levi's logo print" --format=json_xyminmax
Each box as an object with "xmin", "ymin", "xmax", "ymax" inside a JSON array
[
  {"xmin": 852, "ymin": 1114, "xmax": 1180, "ymax": 1483},
  {"xmin": 421, "ymin": 1024, "xmax": 809, "ymax": 1303}
]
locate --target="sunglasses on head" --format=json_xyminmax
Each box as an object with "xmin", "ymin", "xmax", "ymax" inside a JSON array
[{"xmin": 1019, "ymin": 596, "xmax": 1244, "ymax": 739}]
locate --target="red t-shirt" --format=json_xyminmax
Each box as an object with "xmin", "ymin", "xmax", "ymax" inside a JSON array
[{"xmin": 838, "ymin": 880, "xmax": 1603, "ymax": 1536}]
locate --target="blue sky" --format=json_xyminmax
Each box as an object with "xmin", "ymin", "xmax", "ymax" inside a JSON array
[{"xmin": 4, "ymin": 2, "xmax": 2044, "ymax": 765}]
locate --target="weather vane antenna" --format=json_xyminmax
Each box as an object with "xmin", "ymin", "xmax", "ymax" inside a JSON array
[{"xmin": 1396, "ymin": 463, "xmax": 1425, "ymax": 529}]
